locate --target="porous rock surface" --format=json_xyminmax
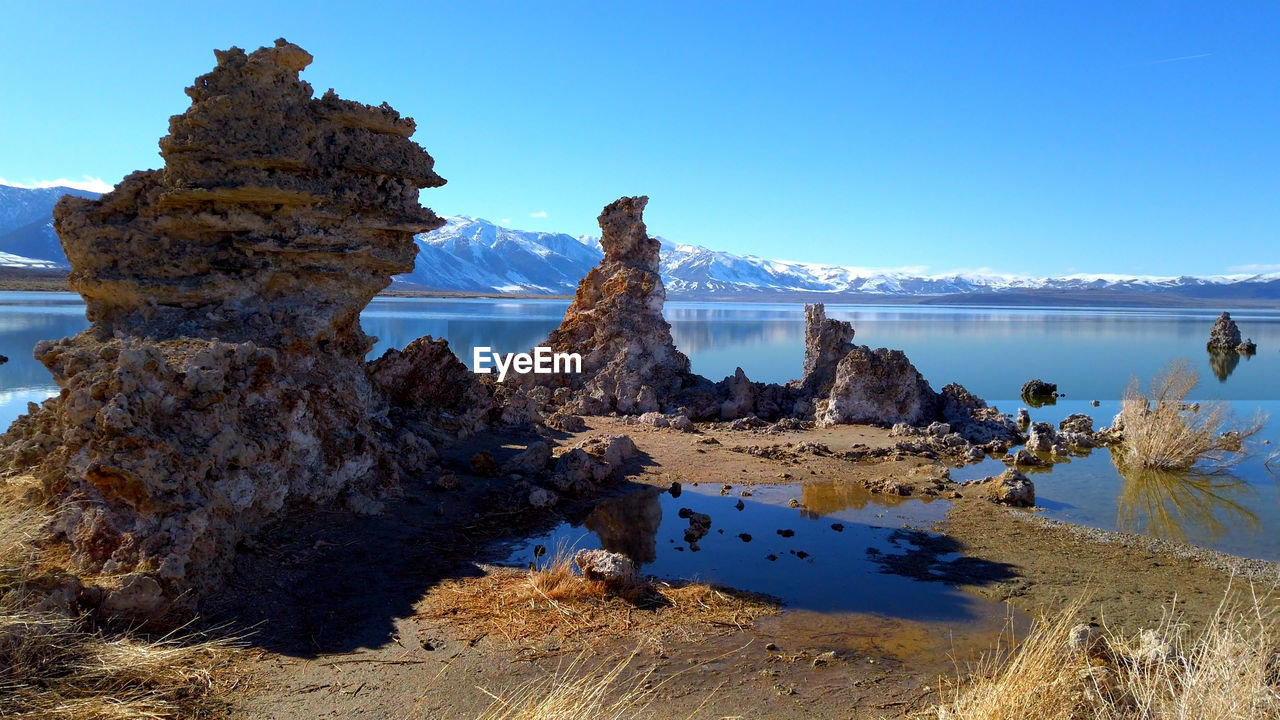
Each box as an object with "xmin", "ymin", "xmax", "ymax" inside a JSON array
[
  {"xmin": 0, "ymin": 40, "xmax": 446, "ymax": 600},
  {"xmin": 795, "ymin": 303, "xmax": 856, "ymax": 397},
  {"xmin": 1206, "ymin": 312, "xmax": 1257, "ymax": 353},
  {"xmin": 538, "ymin": 196, "xmax": 693, "ymax": 414},
  {"xmin": 368, "ymin": 335, "xmax": 492, "ymax": 437},
  {"xmin": 817, "ymin": 345, "xmax": 939, "ymax": 426}
]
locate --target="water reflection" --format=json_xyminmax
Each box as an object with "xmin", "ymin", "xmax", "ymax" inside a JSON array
[
  {"xmin": 582, "ymin": 487, "xmax": 663, "ymax": 564},
  {"xmin": 799, "ymin": 479, "xmax": 931, "ymax": 515},
  {"xmin": 503, "ymin": 483, "xmax": 1003, "ymax": 621},
  {"xmin": 1114, "ymin": 460, "xmax": 1260, "ymax": 543},
  {"xmin": 1207, "ymin": 349, "xmax": 1243, "ymax": 382}
]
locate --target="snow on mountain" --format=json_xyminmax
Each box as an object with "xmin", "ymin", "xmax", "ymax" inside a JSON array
[
  {"xmin": 0, "ymin": 250, "xmax": 62, "ymax": 269},
  {"xmin": 394, "ymin": 217, "xmax": 1280, "ymax": 301},
  {"xmin": 0, "ymin": 184, "xmax": 100, "ymax": 266},
  {"xmin": 395, "ymin": 217, "xmax": 603, "ymax": 294},
  {"xmin": 1, "ymin": 184, "xmax": 1276, "ymax": 302}
]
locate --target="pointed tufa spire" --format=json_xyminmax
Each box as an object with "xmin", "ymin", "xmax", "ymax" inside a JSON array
[{"xmin": 539, "ymin": 196, "xmax": 691, "ymax": 414}]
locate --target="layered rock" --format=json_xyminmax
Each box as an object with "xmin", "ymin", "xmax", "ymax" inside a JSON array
[
  {"xmin": 0, "ymin": 40, "xmax": 446, "ymax": 600},
  {"xmin": 538, "ymin": 197, "xmax": 693, "ymax": 414},
  {"xmin": 1206, "ymin": 312, "xmax": 1257, "ymax": 354}
]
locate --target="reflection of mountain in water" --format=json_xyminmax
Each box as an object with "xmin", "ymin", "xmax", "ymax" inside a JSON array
[
  {"xmin": 668, "ymin": 314, "xmax": 802, "ymax": 354},
  {"xmin": 1207, "ymin": 349, "xmax": 1242, "ymax": 382},
  {"xmin": 583, "ymin": 488, "xmax": 663, "ymax": 565},
  {"xmin": 1114, "ymin": 455, "xmax": 1259, "ymax": 543}
]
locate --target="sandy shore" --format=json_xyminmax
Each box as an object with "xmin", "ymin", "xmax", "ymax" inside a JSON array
[{"xmin": 225, "ymin": 417, "xmax": 1277, "ymax": 719}]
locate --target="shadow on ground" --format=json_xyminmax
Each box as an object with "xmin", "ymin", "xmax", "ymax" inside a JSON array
[{"xmin": 199, "ymin": 429, "xmax": 656, "ymax": 658}]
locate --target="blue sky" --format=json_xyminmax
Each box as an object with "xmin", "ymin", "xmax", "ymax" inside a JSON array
[{"xmin": 1, "ymin": 1, "xmax": 1277, "ymax": 276}]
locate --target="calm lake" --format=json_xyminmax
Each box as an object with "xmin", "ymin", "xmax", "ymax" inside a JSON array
[{"xmin": 2, "ymin": 292, "xmax": 1277, "ymax": 562}]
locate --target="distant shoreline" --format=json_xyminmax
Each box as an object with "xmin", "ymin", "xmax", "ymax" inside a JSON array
[{"xmin": 3, "ymin": 270, "xmax": 1277, "ymax": 309}]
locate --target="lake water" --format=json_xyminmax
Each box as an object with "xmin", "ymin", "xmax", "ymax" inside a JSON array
[{"xmin": 2, "ymin": 292, "xmax": 1277, "ymax": 562}]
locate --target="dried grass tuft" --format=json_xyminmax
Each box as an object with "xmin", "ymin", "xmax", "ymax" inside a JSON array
[
  {"xmin": 1, "ymin": 481, "xmax": 244, "ymax": 719},
  {"xmin": 418, "ymin": 552, "xmax": 778, "ymax": 649},
  {"xmin": 935, "ymin": 586, "xmax": 1280, "ymax": 720},
  {"xmin": 476, "ymin": 651, "xmax": 656, "ymax": 720}
]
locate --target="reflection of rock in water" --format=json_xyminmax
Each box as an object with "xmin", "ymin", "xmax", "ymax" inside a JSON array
[
  {"xmin": 1113, "ymin": 452, "xmax": 1259, "ymax": 543},
  {"xmin": 584, "ymin": 488, "xmax": 663, "ymax": 564},
  {"xmin": 800, "ymin": 480, "xmax": 914, "ymax": 515},
  {"xmin": 1207, "ymin": 349, "xmax": 1241, "ymax": 382}
]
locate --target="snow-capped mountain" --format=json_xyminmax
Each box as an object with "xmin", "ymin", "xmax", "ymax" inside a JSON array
[
  {"xmin": 2, "ymin": 184, "xmax": 1277, "ymax": 304},
  {"xmin": 396, "ymin": 216, "xmax": 603, "ymax": 293},
  {"xmin": 395, "ymin": 217, "xmax": 1280, "ymax": 303},
  {"xmin": 0, "ymin": 184, "xmax": 100, "ymax": 266}
]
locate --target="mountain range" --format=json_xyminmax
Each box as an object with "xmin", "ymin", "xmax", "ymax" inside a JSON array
[{"xmin": 3, "ymin": 183, "xmax": 1278, "ymax": 305}]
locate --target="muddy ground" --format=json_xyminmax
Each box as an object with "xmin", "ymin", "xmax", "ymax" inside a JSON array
[{"xmin": 223, "ymin": 416, "xmax": 1278, "ymax": 719}]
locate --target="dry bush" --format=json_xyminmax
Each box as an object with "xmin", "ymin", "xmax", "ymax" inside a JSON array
[
  {"xmin": 1, "ymin": 481, "xmax": 243, "ymax": 719},
  {"xmin": 418, "ymin": 553, "xmax": 778, "ymax": 648},
  {"xmin": 935, "ymin": 588, "xmax": 1280, "ymax": 720},
  {"xmin": 1114, "ymin": 360, "xmax": 1265, "ymax": 471}
]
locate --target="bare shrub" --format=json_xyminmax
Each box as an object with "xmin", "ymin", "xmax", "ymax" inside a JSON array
[{"xmin": 1114, "ymin": 360, "xmax": 1265, "ymax": 471}]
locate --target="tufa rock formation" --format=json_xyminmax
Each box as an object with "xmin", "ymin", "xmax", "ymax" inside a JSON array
[
  {"xmin": 0, "ymin": 40, "xmax": 446, "ymax": 601},
  {"xmin": 539, "ymin": 196, "xmax": 693, "ymax": 414},
  {"xmin": 795, "ymin": 303, "xmax": 856, "ymax": 397},
  {"xmin": 817, "ymin": 346, "xmax": 939, "ymax": 426},
  {"xmin": 1206, "ymin": 312, "xmax": 1257, "ymax": 354}
]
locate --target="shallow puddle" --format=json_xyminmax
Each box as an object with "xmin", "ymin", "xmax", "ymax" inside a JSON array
[{"xmin": 501, "ymin": 481, "xmax": 1023, "ymax": 667}]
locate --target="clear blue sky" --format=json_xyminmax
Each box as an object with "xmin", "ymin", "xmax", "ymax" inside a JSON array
[{"xmin": 2, "ymin": 1, "xmax": 1277, "ymax": 276}]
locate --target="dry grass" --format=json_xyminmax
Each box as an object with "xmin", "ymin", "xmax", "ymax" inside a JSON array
[
  {"xmin": 1, "ymin": 482, "xmax": 243, "ymax": 720},
  {"xmin": 1114, "ymin": 360, "xmax": 1265, "ymax": 471},
  {"xmin": 417, "ymin": 552, "xmax": 778, "ymax": 649},
  {"xmin": 476, "ymin": 652, "xmax": 658, "ymax": 720},
  {"xmin": 935, "ymin": 587, "xmax": 1280, "ymax": 719}
]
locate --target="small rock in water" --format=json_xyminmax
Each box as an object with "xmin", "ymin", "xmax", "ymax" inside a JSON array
[
  {"xmin": 470, "ymin": 451, "xmax": 500, "ymax": 476},
  {"xmin": 766, "ymin": 554, "xmax": 778, "ymax": 561},
  {"xmin": 668, "ymin": 481, "xmax": 682, "ymax": 497},
  {"xmin": 990, "ymin": 468, "xmax": 1036, "ymax": 507},
  {"xmin": 738, "ymin": 533, "xmax": 753, "ymax": 542},
  {"xmin": 1021, "ymin": 379, "xmax": 1057, "ymax": 398},
  {"xmin": 830, "ymin": 523, "xmax": 844, "ymax": 532},
  {"xmin": 787, "ymin": 498, "xmax": 801, "ymax": 508},
  {"xmin": 735, "ymin": 499, "xmax": 745, "ymax": 510},
  {"xmin": 777, "ymin": 529, "xmax": 795, "ymax": 538}
]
